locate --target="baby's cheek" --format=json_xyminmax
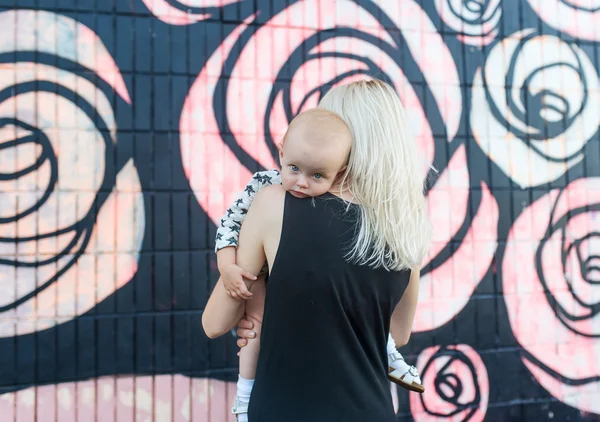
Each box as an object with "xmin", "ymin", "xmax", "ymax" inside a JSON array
[
  {"xmin": 314, "ymin": 183, "xmax": 332, "ymax": 196},
  {"xmin": 280, "ymin": 174, "xmax": 294, "ymax": 190}
]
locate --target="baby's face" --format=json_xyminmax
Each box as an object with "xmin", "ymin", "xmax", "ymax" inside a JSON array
[{"xmin": 279, "ymin": 115, "xmax": 351, "ymax": 199}]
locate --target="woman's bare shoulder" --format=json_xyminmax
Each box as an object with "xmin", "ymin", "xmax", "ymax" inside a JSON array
[
  {"xmin": 254, "ymin": 183, "xmax": 286, "ymax": 204},
  {"xmin": 250, "ymin": 184, "xmax": 286, "ymax": 237},
  {"xmin": 249, "ymin": 184, "xmax": 285, "ymax": 219}
]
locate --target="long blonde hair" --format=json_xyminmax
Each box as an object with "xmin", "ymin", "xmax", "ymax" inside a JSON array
[{"xmin": 318, "ymin": 79, "xmax": 432, "ymax": 271}]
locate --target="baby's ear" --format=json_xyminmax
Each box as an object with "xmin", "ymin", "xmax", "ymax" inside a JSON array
[{"xmin": 333, "ymin": 166, "xmax": 347, "ymax": 184}]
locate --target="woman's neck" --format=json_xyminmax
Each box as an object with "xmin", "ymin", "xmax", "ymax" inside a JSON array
[{"xmin": 328, "ymin": 183, "xmax": 358, "ymax": 204}]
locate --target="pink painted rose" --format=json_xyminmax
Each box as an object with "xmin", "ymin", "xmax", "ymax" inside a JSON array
[
  {"xmin": 179, "ymin": 0, "xmax": 497, "ymax": 332},
  {"xmin": 503, "ymin": 177, "xmax": 600, "ymax": 415},
  {"xmin": 410, "ymin": 344, "xmax": 489, "ymax": 422},
  {"xmin": 0, "ymin": 10, "xmax": 144, "ymax": 337},
  {"xmin": 180, "ymin": 0, "xmax": 459, "ymax": 219},
  {"xmin": 434, "ymin": 0, "xmax": 502, "ymax": 45}
]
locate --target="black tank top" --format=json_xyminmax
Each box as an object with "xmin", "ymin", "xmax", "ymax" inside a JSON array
[{"xmin": 248, "ymin": 192, "xmax": 410, "ymax": 422}]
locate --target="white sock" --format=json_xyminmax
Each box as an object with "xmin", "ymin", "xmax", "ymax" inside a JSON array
[
  {"xmin": 386, "ymin": 333, "xmax": 398, "ymax": 356},
  {"xmin": 236, "ymin": 375, "xmax": 255, "ymax": 404}
]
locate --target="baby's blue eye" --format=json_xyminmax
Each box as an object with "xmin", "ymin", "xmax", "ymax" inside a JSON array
[
  {"xmin": 314, "ymin": 173, "xmax": 323, "ymax": 180},
  {"xmin": 290, "ymin": 165, "xmax": 299, "ymax": 172}
]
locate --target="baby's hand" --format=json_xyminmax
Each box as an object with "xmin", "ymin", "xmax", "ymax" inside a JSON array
[{"xmin": 221, "ymin": 264, "xmax": 257, "ymax": 300}]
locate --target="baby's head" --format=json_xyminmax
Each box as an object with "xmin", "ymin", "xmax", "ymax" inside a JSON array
[{"xmin": 278, "ymin": 108, "xmax": 351, "ymax": 199}]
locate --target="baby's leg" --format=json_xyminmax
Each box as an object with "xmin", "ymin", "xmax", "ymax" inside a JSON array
[
  {"xmin": 239, "ymin": 277, "xmax": 266, "ymax": 378},
  {"xmin": 232, "ymin": 276, "xmax": 266, "ymax": 422}
]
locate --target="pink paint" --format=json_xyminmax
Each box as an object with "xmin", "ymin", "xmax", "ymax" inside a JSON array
[
  {"xmin": 208, "ymin": 379, "xmax": 232, "ymax": 421},
  {"xmin": 503, "ymin": 177, "xmax": 600, "ymax": 414},
  {"xmin": 425, "ymin": 145, "xmax": 470, "ymax": 260},
  {"xmin": 182, "ymin": 0, "xmax": 454, "ymax": 225},
  {"xmin": 524, "ymin": 359, "xmax": 597, "ymax": 414},
  {"xmin": 173, "ymin": 375, "xmax": 191, "ymax": 422},
  {"xmin": 0, "ymin": 161, "xmax": 143, "ymax": 337},
  {"xmin": 77, "ymin": 24, "xmax": 131, "ymax": 104},
  {"xmin": 134, "ymin": 376, "xmax": 154, "ymax": 420},
  {"xmin": 0, "ymin": 11, "xmax": 130, "ymax": 104},
  {"xmin": 410, "ymin": 344, "xmax": 489, "ymax": 422},
  {"xmin": 140, "ymin": 0, "xmax": 212, "ymax": 25},
  {"xmin": 457, "ymin": 32, "xmax": 498, "ymax": 46},
  {"xmin": 96, "ymin": 378, "xmax": 116, "ymax": 422},
  {"xmin": 180, "ymin": 21, "xmax": 254, "ymax": 225},
  {"xmin": 413, "ymin": 146, "xmax": 498, "ymax": 333},
  {"xmin": 142, "ymin": 0, "xmax": 244, "ymax": 25},
  {"xmin": 3, "ymin": 375, "xmax": 237, "ymax": 422},
  {"xmin": 0, "ymin": 14, "xmax": 143, "ymax": 336},
  {"xmin": 56, "ymin": 384, "xmax": 76, "ymax": 422},
  {"xmin": 376, "ymin": 0, "xmax": 462, "ymax": 140},
  {"xmin": 528, "ymin": 0, "xmax": 600, "ymax": 41},
  {"xmin": 116, "ymin": 377, "xmax": 134, "ymax": 422},
  {"xmin": 15, "ymin": 389, "xmax": 35, "ymax": 422},
  {"xmin": 35, "ymin": 385, "xmax": 57, "ymax": 422}
]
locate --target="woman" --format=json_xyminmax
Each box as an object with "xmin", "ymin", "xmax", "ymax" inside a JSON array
[{"xmin": 202, "ymin": 79, "xmax": 431, "ymax": 421}]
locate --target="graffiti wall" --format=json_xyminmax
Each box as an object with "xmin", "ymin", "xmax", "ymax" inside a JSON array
[{"xmin": 0, "ymin": 0, "xmax": 598, "ymax": 420}]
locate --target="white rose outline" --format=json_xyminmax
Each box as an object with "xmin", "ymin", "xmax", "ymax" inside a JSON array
[
  {"xmin": 527, "ymin": 0, "xmax": 600, "ymax": 41},
  {"xmin": 435, "ymin": 0, "xmax": 502, "ymax": 45},
  {"xmin": 471, "ymin": 29, "xmax": 600, "ymax": 188}
]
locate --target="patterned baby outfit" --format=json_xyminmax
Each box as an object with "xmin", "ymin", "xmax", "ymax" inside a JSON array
[{"xmin": 215, "ymin": 169, "xmax": 281, "ymax": 252}]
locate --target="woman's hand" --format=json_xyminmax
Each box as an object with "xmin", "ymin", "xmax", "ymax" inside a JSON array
[{"xmin": 235, "ymin": 318, "xmax": 256, "ymax": 354}]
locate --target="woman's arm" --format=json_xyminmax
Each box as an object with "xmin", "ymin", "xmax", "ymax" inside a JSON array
[
  {"xmin": 202, "ymin": 188, "xmax": 276, "ymax": 338},
  {"xmin": 390, "ymin": 266, "xmax": 420, "ymax": 347}
]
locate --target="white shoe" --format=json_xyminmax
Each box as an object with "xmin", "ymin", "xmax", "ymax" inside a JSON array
[
  {"xmin": 231, "ymin": 398, "xmax": 249, "ymax": 422},
  {"xmin": 387, "ymin": 351, "xmax": 424, "ymax": 393}
]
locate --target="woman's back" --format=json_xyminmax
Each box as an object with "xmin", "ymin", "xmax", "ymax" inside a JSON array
[{"xmin": 249, "ymin": 191, "xmax": 410, "ymax": 422}]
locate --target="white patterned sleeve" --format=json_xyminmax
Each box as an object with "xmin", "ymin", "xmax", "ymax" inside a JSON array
[{"xmin": 214, "ymin": 169, "xmax": 282, "ymax": 252}]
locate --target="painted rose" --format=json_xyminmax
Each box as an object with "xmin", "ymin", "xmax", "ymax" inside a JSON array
[
  {"xmin": 141, "ymin": 0, "xmax": 240, "ymax": 25},
  {"xmin": 503, "ymin": 177, "xmax": 600, "ymax": 415},
  {"xmin": 0, "ymin": 10, "xmax": 144, "ymax": 337},
  {"xmin": 527, "ymin": 0, "xmax": 600, "ymax": 41},
  {"xmin": 435, "ymin": 0, "xmax": 502, "ymax": 45},
  {"xmin": 179, "ymin": 0, "xmax": 497, "ymax": 334},
  {"xmin": 410, "ymin": 344, "xmax": 489, "ymax": 422},
  {"xmin": 471, "ymin": 29, "xmax": 600, "ymax": 188}
]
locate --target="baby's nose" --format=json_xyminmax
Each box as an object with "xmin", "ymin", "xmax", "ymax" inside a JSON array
[{"xmin": 297, "ymin": 177, "xmax": 309, "ymax": 188}]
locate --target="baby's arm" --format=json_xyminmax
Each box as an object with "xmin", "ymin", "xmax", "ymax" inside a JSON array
[
  {"xmin": 215, "ymin": 170, "xmax": 281, "ymax": 299},
  {"xmin": 216, "ymin": 247, "xmax": 256, "ymax": 300},
  {"xmin": 203, "ymin": 188, "xmax": 279, "ymax": 338}
]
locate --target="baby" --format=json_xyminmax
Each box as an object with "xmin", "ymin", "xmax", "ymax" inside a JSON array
[{"xmin": 215, "ymin": 109, "xmax": 423, "ymax": 422}]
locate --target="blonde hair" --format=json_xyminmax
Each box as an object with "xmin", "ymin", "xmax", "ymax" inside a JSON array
[{"xmin": 318, "ymin": 79, "xmax": 432, "ymax": 271}]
